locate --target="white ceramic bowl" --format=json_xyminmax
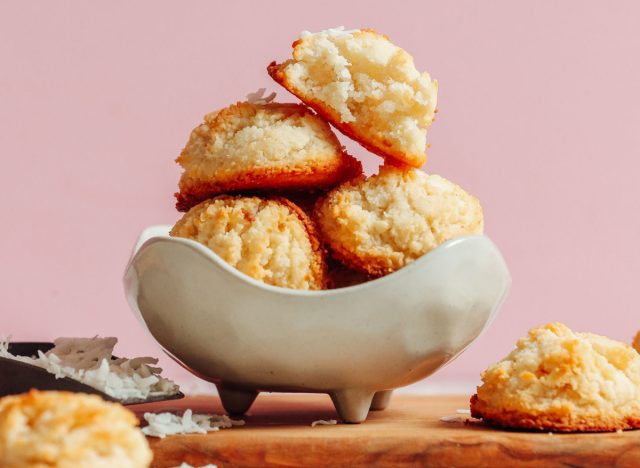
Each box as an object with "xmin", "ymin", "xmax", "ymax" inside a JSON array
[{"xmin": 124, "ymin": 226, "xmax": 510, "ymax": 422}]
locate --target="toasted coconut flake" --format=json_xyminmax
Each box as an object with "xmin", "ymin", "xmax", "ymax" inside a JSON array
[{"xmin": 245, "ymin": 88, "xmax": 276, "ymax": 104}]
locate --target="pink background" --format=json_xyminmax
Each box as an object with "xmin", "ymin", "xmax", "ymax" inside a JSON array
[{"xmin": 2, "ymin": 1, "xmax": 639, "ymax": 387}]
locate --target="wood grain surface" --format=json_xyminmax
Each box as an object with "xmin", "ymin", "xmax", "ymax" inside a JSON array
[{"xmin": 130, "ymin": 394, "xmax": 640, "ymax": 468}]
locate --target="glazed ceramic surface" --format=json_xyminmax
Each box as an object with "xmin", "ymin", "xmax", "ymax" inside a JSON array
[{"xmin": 124, "ymin": 226, "xmax": 511, "ymax": 422}]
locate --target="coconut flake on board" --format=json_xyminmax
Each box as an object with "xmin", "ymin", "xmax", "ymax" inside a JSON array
[
  {"xmin": 311, "ymin": 419, "xmax": 338, "ymax": 427},
  {"xmin": 173, "ymin": 464, "xmax": 218, "ymax": 468},
  {"xmin": 0, "ymin": 336, "xmax": 179, "ymax": 403},
  {"xmin": 441, "ymin": 409, "xmax": 480, "ymax": 424},
  {"xmin": 440, "ymin": 415, "xmax": 465, "ymax": 423},
  {"xmin": 142, "ymin": 409, "xmax": 245, "ymax": 438}
]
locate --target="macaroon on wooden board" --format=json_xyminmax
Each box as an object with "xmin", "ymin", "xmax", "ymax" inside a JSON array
[{"xmin": 131, "ymin": 394, "xmax": 640, "ymax": 467}]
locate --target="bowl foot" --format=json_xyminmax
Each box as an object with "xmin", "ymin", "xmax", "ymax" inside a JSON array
[
  {"xmin": 370, "ymin": 390, "xmax": 393, "ymax": 411},
  {"xmin": 217, "ymin": 385, "xmax": 259, "ymax": 416},
  {"xmin": 330, "ymin": 389, "xmax": 375, "ymax": 423}
]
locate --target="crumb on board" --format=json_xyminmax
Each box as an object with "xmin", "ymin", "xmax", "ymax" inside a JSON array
[{"xmin": 311, "ymin": 419, "xmax": 338, "ymax": 427}]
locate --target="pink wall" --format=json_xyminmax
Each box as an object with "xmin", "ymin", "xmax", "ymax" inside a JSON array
[{"xmin": 1, "ymin": 1, "xmax": 639, "ymax": 385}]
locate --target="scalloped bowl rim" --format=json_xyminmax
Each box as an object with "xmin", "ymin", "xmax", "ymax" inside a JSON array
[{"xmin": 127, "ymin": 225, "xmax": 505, "ymax": 296}]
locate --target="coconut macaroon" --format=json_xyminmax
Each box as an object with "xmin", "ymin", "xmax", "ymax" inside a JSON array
[
  {"xmin": 171, "ymin": 196, "xmax": 327, "ymax": 290},
  {"xmin": 0, "ymin": 390, "xmax": 152, "ymax": 468},
  {"xmin": 175, "ymin": 101, "xmax": 362, "ymax": 211},
  {"xmin": 315, "ymin": 166, "xmax": 483, "ymax": 277},
  {"xmin": 268, "ymin": 27, "xmax": 438, "ymax": 168},
  {"xmin": 471, "ymin": 323, "xmax": 640, "ymax": 432}
]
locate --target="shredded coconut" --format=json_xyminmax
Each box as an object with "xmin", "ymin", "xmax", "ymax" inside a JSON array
[
  {"xmin": 245, "ymin": 88, "xmax": 276, "ymax": 104},
  {"xmin": 0, "ymin": 336, "xmax": 179, "ymax": 403},
  {"xmin": 142, "ymin": 410, "xmax": 245, "ymax": 438},
  {"xmin": 174, "ymin": 464, "xmax": 217, "ymax": 468},
  {"xmin": 440, "ymin": 416, "xmax": 465, "ymax": 423},
  {"xmin": 310, "ymin": 419, "xmax": 337, "ymax": 427},
  {"xmin": 299, "ymin": 26, "xmax": 359, "ymax": 39}
]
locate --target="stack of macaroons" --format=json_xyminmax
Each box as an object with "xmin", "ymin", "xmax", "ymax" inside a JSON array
[{"xmin": 172, "ymin": 27, "xmax": 484, "ymax": 290}]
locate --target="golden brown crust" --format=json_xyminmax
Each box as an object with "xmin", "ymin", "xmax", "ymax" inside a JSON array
[
  {"xmin": 633, "ymin": 331, "xmax": 640, "ymax": 353},
  {"xmin": 326, "ymin": 246, "xmax": 394, "ymax": 278},
  {"xmin": 271, "ymin": 195, "xmax": 329, "ymax": 290},
  {"xmin": 268, "ymin": 61, "xmax": 426, "ymax": 168},
  {"xmin": 470, "ymin": 394, "xmax": 640, "ymax": 433},
  {"xmin": 176, "ymin": 155, "xmax": 362, "ymax": 212}
]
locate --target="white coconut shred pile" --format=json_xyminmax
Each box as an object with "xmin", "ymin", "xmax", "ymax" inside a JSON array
[
  {"xmin": 142, "ymin": 409, "xmax": 245, "ymax": 438},
  {"xmin": 0, "ymin": 336, "xmax": 179, "ymax": 403}
]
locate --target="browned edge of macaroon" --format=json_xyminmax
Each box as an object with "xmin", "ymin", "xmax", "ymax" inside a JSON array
[
  {"xmin": 470, "ymin": 394, "xmax": 640, "ymax": 433},
  {"xmin": 268, "ymin": 61, "xmax": 427, "ymax": 168},
  {"xmin": 272, "ymin": 195, "xmax": 329, "ymax": 290},
  {"xmin": 175, "ymin": 154, "xmax": 362, "ymax": 212},
  {"xmin": 321, "ymin": 239, "xmax": 396, "ymax": 278},
  {"xmin": 312, "ymin": 178, "xmax": 398, "ymax": 279},
  {"xmin": 174, "ymin": 194, "xmax": 329, "ymax": 290}
]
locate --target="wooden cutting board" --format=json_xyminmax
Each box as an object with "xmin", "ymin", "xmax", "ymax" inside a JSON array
[{"xmin": 131, "ymin": 394, "xmax": 640, "ymax": 467}]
